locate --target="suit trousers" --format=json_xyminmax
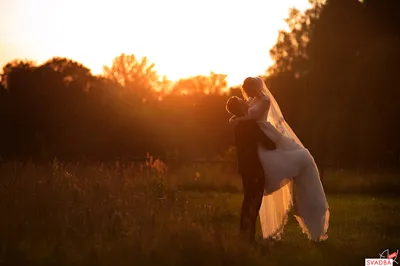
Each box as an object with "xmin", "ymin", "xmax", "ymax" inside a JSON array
[{"xmin": 240, "ymin": 168, "xmax": 265, "ymax": 242}]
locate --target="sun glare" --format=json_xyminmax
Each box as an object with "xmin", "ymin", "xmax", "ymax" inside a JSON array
[{"xmin": 0, "ymin": 0, "xmax": 311, "ymax": 86}]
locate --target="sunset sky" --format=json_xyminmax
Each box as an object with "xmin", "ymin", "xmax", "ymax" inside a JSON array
[{"xmin": 0, "ymin": 0, "xmax": 311, "ymax": 86}]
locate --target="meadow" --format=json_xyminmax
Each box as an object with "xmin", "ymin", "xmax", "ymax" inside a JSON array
[{"xmin": 0, "ymin": 157, "xmax": 399, "ymax": 266}]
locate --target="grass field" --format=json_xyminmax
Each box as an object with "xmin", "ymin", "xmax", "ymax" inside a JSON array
[{"xmin": 0, "ymin": 158, "xmax": 399, "ymax": 266}]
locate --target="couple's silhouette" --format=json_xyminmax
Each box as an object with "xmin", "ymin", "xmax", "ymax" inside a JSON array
[{"xmin": 226, "ymin": 77, "xmax": 329, "ymax": 242}]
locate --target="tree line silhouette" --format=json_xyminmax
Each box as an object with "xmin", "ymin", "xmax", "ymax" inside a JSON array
[
  {"xmin": 267, "ymin": 0, "xmax": 400, "ymax": 170},
  {"xmin": 0, "ymin": 0, "xmax": 399, "ymax": 171}
]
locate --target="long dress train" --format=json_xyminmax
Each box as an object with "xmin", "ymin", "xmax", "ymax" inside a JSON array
[{"xmin": 248, "ymin": 95, "xmax": 329, "ymax": 241}]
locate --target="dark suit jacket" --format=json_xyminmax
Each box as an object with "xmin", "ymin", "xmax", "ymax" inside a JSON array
[{"xmin": 233, "ymin": 120, "xmax": 276, "ymax": 176}]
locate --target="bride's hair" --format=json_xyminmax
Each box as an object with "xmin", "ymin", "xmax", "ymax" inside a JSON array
[{"xmin": 241, "ymin": 77, "xmax": 262, "ymax": 99}]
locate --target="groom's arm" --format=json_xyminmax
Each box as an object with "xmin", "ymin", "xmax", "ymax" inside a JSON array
[
  {"xmin": 236, "ymin": 121, "xmax": 276, "ymax": 150},
  {"xmin": 255, "ymin": 126, "xmax": 276, "ymax": 150}
]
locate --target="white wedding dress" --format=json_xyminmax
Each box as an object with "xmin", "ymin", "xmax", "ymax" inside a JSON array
[{"xmin": 247, "ymin": 94, "xmax": 329, "ymax": 241}]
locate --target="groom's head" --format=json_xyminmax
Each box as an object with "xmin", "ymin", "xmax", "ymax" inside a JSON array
[{"xmin": 226, "ymin": 96, "xmax": 248, "ymax": 117}]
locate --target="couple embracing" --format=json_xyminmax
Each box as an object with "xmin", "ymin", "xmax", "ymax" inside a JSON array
[{"xmin": 226, "ymin": 77, "xmax": 329, "ymax": 243}]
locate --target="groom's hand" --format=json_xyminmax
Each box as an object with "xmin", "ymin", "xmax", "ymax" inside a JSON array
[{"xmin": 229, "ymin": 116, "xmax": 240, "ymax": 125}]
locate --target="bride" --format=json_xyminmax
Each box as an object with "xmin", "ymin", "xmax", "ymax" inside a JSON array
[{"xmin": 229, "ymin": 77, "xmax": 329, "ymax": 242}]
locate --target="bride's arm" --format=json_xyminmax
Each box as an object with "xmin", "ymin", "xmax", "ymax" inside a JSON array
[{"xmin": 229, "ymin": 98, "xmax": 270, "ymax": 124}]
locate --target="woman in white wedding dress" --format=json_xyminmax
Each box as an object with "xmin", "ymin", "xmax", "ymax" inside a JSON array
[{"xmin": 229, "ymin": 77, "xmax": 329, "ymax": 241}]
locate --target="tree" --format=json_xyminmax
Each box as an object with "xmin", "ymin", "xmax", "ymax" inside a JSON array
[
  {"xmin": 170, "ymin": 72, "xmax": 228, "ymax": 96},
  {"xmin": 268, "ymin": 3, "xmax": 322, "ymax": 79},
  {"xmin": 103, "ymin": 53, "xmax": 159, "ymax": 99},
  {"xmin": 1, "ymin": 60, "xmax": 36, "ymax": 90},
  {"xmin": 265, "ymin": 0, "xmax": 400, "ymax": 170},
  {"xmin": 41, "ymin": 57, "xmax": 93, "ymax": 92}
]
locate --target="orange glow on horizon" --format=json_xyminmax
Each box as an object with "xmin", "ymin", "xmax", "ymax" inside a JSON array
[{"xmin": 0, "ymin": 0, "xmax": 311, "ymax": 87}]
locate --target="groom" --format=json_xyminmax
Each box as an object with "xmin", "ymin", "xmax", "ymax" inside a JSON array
[{"xmin": 226, "ymin": 96, "xmax": 276, "ymax": 242}]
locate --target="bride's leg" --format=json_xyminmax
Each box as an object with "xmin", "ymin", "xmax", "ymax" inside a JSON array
[{"xmin": 258, "ymin": 147, "xmax": 303, "ymax": 195}]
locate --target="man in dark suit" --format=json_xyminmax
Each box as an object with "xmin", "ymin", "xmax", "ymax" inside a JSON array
[{"xmin": 226, "ymin": 96, "xmax": 276, "ymax": 243}]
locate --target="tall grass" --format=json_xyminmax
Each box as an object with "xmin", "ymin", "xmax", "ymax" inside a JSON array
[
  {"xmin": 0, "ymin": 158, "xmax": 398, "ymax": 265},
  {"xmin": 0, "ymin": 158, "xmax": 264, "ymax": 266}
]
